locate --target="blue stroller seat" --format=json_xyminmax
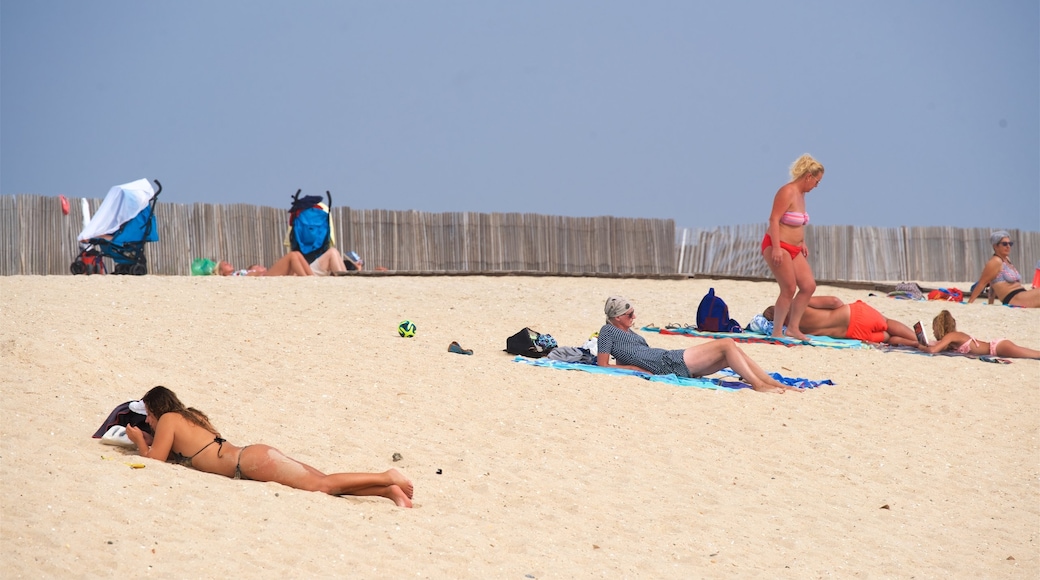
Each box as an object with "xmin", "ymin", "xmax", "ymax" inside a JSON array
[
  {"xmin": 72, "ymin": 179, "xmax": 162, "ymax": 275},
  {"xmin": 287, "ymin": 189, "xmax": 333, "ymax": 263}
]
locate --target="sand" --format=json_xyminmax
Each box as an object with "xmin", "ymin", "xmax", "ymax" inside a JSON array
[{"xmin": 1, "ymin": 274, "xmax": 1037, "ymax": 578}]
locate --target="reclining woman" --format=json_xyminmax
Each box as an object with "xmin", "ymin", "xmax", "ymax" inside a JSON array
[
  {"xmin": 597, "ymin": 296, "xmax": 803, "ymax": 393},
  {"xmin": 920, "ymin": 310, "xmax": 1039, "ymax": 359},
  {"xmin": 125, "ymin": 386, "xmax": 414, "ymax": 507},
  {"xmin": 217, "ymin": 251, "xmax": 314, "ymax": 276},
  {"xmin": 966, "ymin": 230, "xmax": 1039, "ymax": 307}
]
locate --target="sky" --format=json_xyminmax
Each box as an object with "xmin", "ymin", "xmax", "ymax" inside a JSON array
[{"xmin": 2, "ymin": 1, "xmax": 1038, "ymax": 232}]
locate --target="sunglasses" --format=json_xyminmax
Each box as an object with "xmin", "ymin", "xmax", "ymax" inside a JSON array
[{"xmin": 999, "ymin": 241, "xmax": 1014, "ymax": 247}]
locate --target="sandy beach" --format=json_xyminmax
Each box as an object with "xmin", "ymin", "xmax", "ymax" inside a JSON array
[{"xmin": 1, "ymin": 274, "xmax": 1037, "ymax": 578}]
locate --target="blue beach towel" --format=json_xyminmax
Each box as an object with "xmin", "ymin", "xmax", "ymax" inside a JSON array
[
  {"xmin": 643, "ymin": 326, "xmax": 868, "ymax": 350},
  {"xmin": 512, "ymin": 356, "xmax": 835, "ymax": 390}
]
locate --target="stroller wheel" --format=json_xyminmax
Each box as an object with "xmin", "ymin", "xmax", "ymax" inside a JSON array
[
  {"xmin": 70, "ymin": 261, "xmax": 86, "ymax": 275},
  {"xmin": 113, "ymin": 264, "xmax": 128, "ymax": 275},
  {"xmin": 130, "ymin": 264, "xmax": 148, "ymax": 276}
]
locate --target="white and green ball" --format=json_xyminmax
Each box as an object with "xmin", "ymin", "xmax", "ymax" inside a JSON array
[{"xmin": 398, "ymin": 320, "xmax": 417, "ymax": 337}]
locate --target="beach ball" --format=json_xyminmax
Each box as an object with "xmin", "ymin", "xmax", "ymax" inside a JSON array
[{"xmin": 398, "ymin": 320, "xmax": 417, "ymax": 338}]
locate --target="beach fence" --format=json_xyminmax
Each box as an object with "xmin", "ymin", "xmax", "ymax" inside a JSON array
[
  {"xmin": 677, "ymin": 225, "xmax": 1040, "ymax": 283},
  {"xmin": 2, "ymin": 194, "xmax": 1037, "ymax": 281},
  {"xmin": 0, "ymin": 195, "xmax": 675, "ymax": 276}
]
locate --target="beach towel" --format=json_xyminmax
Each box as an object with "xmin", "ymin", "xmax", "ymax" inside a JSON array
[
  {"xmin": 513, "ymin": 356, "xmax": 835, "ymax": 390},
  {"xmin": 642, "ymin": 325, "xmax": 868, "ymax": 350},
  {"xmin": 873, "ymin": 344, "xmax": 1012, "ymax": 364}
]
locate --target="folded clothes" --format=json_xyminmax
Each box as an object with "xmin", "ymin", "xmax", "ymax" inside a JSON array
[{"xmin": 513, "ymin": 356, "xmax": 834, "ymax": 390}]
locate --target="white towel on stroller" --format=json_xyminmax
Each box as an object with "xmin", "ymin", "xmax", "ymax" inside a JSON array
[{"xmin": 77, "ymin": 178, "xmax": 156, "ymax": 242}]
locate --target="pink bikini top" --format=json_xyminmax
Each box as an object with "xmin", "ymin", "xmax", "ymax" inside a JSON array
[{"xmin": 780, "ymin": 211, "xmax": 809, "ymax": 226}]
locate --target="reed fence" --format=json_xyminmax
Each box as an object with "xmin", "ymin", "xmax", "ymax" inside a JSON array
[
  {"xmin": 0, "ymin": 195, "xmax": 675, "ymax": 276},
  {"xmin": 677, "ymin": 225, "xmax": 1040, "ymax": 283},
  {"xmin": 2, "ymin": 194, "xmax": 1036, "ymax": 282}
]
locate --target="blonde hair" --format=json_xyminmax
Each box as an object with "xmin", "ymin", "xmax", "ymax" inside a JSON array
[
  {"xmin": 790, "ymin": 154, "xmax": 824, "ymax": 180},
  {"xmin": 931, "ymin": 310, "xmax": 957, "ymax": 340}
]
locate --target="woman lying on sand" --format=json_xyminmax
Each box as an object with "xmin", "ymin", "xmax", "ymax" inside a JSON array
[
  {"xmin": 217, "ymin": 251, "xmax": 313, "ymax": 276},
  {"xmin": 920, "ymin": 310, "xmax": 1040, "ymax": 360},
  {"xmin": 597, "ymin": 296, "xmax": 804, "ymax": 393},
  {"xmin": 126, "ymin": 386, "xmax": 414, "ymax": 507}
]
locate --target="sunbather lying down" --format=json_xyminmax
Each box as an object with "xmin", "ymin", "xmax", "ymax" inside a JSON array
[
  {"xmin": 218, "ymin": 251, "xmax": 314, "ymax": 276},
  {"xmin": 922, "ymin": 310, "xmax": 1039, "ymax": 359},
  {"xmin": 599, "ymin": 296, "xmax": 804, "ymax": 394},
  {"xmin": 764, "ymin": 296, "xmax": 919, "ymax": 346}
]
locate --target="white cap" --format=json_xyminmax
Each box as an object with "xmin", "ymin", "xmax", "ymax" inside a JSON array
[{"xmin": 128, "ymin": 400, "xmax": 146, "ymax": 415}]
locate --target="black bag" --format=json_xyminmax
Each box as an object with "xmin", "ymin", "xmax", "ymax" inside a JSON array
[{"xmin": 505, "ymin": 327, "xmax": 557, "ymax": 358}]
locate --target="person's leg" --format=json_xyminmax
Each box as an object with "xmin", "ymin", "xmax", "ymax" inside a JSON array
[
  {"xmin": 883, "ymin": 318, "xmax": 920, "ymax": 347},
  {"xmin": 317, "ymin": 248, "xmax": 348, "ymax": 274},
  {"xmin": 1008, "ymin": 288, "xmax": 1040, "ymax": 308},
  {"xmin": 993, "ymin": 340, "xmax": 1040, "ymax": 359},
  {"xmin": 682, "ymin": 339, "xmax": 800, "ymax": 393},
  {"xmin": 239, "ymin": 446, "xmax": 413, "ymax": 506},
  {"xmin": 287, "ymin": 252, "xmax": 314, "ymax": 275},
  {"xmin": 764, "ymin": 252, "xmax": 797, "ymax": 339},
  {"xmin": 783, "ymin": 256, "xmax": 817, "ymax": 341},
  {"xmin": 263, "ymin": 252, "xmax": 314, "ymax": 276}
]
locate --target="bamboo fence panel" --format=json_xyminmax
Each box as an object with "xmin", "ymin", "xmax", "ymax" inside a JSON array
[
  {"xmin": 4, "ymin": 194, "xmax": 1037, "ymax": 281},
  {"xmin": 676, "ymin": 224, "xmax": 1040, "ymax": 282}
]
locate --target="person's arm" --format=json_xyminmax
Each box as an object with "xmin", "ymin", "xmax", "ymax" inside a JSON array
[
  {"xmin": 126, "ymin": 414, "xmax": 177, "ymax": 461},
  {"xmin": 917, "ymin": 333, "xmax": 957, "ymax": 354},
  {"xmin": 806, "ymin": 296, "xmax": 844, "ymax": 310},
  {"xmin": 967, "ymin": 259, "xmax": 1001, "ymax": 303},
  {"xmin": 765, "ymin": 187, "xmax": 792, "ymax": 265},
  {"xmin": 596, "ymin": 332, "xmax": 650, "ymax": 371},
  {"xmin": 595, "ymin": 350, "xmax": 650, "ymax": 371}
]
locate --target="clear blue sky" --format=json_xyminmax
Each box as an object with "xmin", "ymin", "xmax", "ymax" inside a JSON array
[{"xmin": 3, "ymin": 1, "xmax": 1037, "ymax": 231}]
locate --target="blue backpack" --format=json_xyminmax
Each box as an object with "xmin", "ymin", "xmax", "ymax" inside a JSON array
[{"xmin": 696, "ymin": 287, "xmax": 743, "ymax": 333}]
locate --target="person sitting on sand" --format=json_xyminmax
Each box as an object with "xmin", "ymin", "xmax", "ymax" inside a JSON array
[
  {"xmin": 125, "ymin": 386, "xmax": 414, "ymax": 507},
  {"xmin": 597, "ymin": 296, "xmax": 803, "ymax": 394},
  {"xmin": 763, "ymin": 295, "xmax": 920, "ymax": 346},
  {"xmin": 966, "ymin": 230, "xmax": 1040, "ymax": 307},
  {"xmin": 920, "ymin": 310, "xmax": 1039, "ymax": 359},
  {"xmin": 217, "ymin": 251, "xmax": 314, "ymax": 276}
]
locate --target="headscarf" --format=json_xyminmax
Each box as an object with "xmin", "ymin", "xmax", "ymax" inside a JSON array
[{"xmin": 604, "ymin": 296, "xmax": 632, "ymax": 320}]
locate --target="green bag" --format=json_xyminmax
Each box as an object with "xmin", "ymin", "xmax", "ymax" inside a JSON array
[{"xmin": 191, "ymin": 258, "xmax": 217, "ymax": 276}]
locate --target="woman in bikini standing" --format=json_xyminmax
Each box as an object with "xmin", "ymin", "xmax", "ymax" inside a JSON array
[
  {"xmin": 762, "ymin": 153, "xmax": 825, "ymax": 340},
  {"xmin": 125, "ymin": 386, "xmax": 414, "ymax": 507},
  {"xmin": 966, "ymin": 231, "xmax": 1040, "ymax": 308}
]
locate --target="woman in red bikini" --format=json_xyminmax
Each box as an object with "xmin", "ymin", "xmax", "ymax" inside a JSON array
[
  {"xmin": 966, "ymin": 231, "xmax": 1039, "ymax": 308},
  {"xmin": 762, "ymin": 154, "xmax": 825, "ymax": 340},
  {"xmin": 125, "ymin": 386, "xmax": 414, "ymax": 507}
]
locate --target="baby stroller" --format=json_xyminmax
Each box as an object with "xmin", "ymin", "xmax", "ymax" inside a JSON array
[
  {"xmin": 287, "ymin": 189, "xmax": 333, "ymax": 263},
  {"xmin": 71, "ymin": 178, "xmax": 162, "ymax": 275}
]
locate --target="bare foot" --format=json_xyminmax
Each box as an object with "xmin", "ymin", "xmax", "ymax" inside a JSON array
[
  {"xmin": 386, "ymin": 468, "xmax": 414, "ymax": 499},
  {"xmin": 784, "ymin": 330, "xmax": 810, "ymax": 341},
  {"xmin": 386, "ymin": 484, "xmax": 413, "ymax": 508},
  {"xmin": 769, "ymin": 376, "xmax": 805, "ymax": 393},
  {"xmin": 752, "ymin": 383, "xmax": 786, "ymax": 394}
]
